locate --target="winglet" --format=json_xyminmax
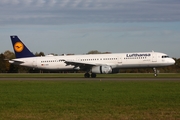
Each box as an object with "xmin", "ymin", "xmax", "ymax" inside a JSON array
[{"xmin": 10, "ymin": 35, "xmax": 35, "ymax": 58}]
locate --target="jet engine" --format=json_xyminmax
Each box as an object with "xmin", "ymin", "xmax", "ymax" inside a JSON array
[{"xmin": 91, "ymin": 66, "xmax": 112, "ymax": 74}]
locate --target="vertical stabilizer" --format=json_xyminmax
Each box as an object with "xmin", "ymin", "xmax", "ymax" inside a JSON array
[{"xmin": 10, "ymin": 36, "xmax": 35, "ymax": 58}]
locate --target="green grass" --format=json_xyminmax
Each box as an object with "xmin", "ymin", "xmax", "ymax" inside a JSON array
[
  {"xmin": 0, "ymin": 73, "xmax": 180, "ymax": 78},
  {"xmin": 0, "ymin": 80, "xmax": 180, "ymax": 120}
]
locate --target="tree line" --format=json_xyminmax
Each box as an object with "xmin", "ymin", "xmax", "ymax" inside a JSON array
[{"xmin": 0, "ymin": 50, "xmax": 180, "ymax": 73}]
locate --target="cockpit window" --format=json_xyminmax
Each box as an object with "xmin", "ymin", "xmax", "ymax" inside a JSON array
[{"xmin": 162, "ymin": 56, "xmax": 169, "ymax": 58}]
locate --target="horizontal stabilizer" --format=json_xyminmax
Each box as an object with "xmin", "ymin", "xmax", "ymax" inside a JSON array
[{"xmin": 9, "ymin": 59, "xmax": 24, "ymax": 64}]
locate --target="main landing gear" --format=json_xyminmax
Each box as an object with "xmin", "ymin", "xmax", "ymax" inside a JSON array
[
  {"xmin": 84, "ymin": 73, "xmax": 97, "ymax": 78},
  {"xmin": 153, "ymin": 67, "xmax": 158, "ymax": 77}
]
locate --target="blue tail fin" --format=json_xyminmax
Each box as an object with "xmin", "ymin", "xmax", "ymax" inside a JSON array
[{"xmin": 10, "ymin": 35, "xmax": 35, "ymax": 58}]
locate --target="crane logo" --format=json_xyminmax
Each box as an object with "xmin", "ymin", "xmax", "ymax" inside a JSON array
[{"xmin": 14, "ymin": 42, "xmax": 24, "ymax": 52}]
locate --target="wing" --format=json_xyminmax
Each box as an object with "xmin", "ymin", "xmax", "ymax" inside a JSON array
[{"xmin": 62, "ymin": 59, "xmax": 107, "ymax": 70}]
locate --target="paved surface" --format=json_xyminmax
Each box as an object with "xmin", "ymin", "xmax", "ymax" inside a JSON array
[{"xmin": 0, "ymin": 77, "xmax": 180, "ymax": 81}]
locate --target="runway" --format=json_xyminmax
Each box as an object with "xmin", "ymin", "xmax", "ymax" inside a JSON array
[{"xmin": 0, "ymin": 77, "xmax": 180, "ymax": 81}]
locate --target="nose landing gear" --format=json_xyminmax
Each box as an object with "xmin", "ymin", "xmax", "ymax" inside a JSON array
[{"xmin": 153, "ymin": 67, "xmax": 158, "ymax": 77}]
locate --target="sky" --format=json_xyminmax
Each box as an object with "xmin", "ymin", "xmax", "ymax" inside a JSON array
[{"xmin": 0, "ymin": 0, "xmax": 180, "ymax": 58}]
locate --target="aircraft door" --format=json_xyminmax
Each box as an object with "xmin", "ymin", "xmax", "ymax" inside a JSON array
[
  {"xmin": 152, "ymin": 53, "xmax": 157, "ymax": 62},
  {"xmin": 76, "ymin": 58, "xmax": 80, "ymax": 61},
  {"xmin": 118, "ymin": 56, "xmax": 122, "ymax": 65},
  {"xmin": 33, "ymin": 58, "xmax": 37, "ymax": 68}
]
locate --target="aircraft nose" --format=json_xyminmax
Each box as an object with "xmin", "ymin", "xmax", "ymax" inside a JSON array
[{"xmin": 170, "ymin": 59, "xmax": 175, "ymax": 64}]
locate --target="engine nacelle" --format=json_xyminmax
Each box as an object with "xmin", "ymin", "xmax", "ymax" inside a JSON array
[{"xmin": 91, "ymin": 66, "xmax": 112, "ymax": 74}]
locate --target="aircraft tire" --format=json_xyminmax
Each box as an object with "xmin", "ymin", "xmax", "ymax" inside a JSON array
[
  {"xmin": 84, "ymin": 73, "xmax": 90, "ymax": 78},
  {"xmin": 91, "ymin": 73, "xmax": 96, "ymax": 78}
]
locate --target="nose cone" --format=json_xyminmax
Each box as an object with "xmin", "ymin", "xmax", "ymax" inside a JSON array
[{"xmin": 169, "ymin": 58, "xmax": 175, "ymax": 65}]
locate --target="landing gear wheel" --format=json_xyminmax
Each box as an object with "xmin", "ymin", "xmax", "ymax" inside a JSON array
[
  {"xmin": 154, "ymin": 74, "xmax": 157, "ymax": 77},
  {"xmin": 84, "ymin": 73, "xmax": 90, "ymax": 78},
  {"xmin": 91, "ymin": 73, "xmax": 96, "ymax": 78}
]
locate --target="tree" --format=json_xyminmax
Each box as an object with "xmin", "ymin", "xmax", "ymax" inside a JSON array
[
  {"xmin": 35, "ymin": 52, "xmax": 45, "ymax": 56},
  {"xmin": 3, "ymin": 50, "xmax": 15, "ymax": 72},
  {"xmin": 87, "ymin": 50, "xmax": 102, "ymax": 54},
  {"xmin": 87, "ymin": 50, "xmax": 111, "ymax": 54},
  {"xmin": 0, "ymin": 53, "xmax": 6, "ymax": 72},
  {"xmin": 4, "ymin": 50, "xmax": 15, "ymax": 59}
]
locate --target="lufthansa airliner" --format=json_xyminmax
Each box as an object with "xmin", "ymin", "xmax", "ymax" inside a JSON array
[{"xmin": 9, "ymin": 36, "xmax": 175, "ymax": 78}]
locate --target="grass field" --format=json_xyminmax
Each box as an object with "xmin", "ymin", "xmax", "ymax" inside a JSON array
[{"xmin": 0, "ymin": 74, "xmax": 180, "ymax": 120}]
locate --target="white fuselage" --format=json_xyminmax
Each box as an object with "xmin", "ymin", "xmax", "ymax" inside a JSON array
[{"xmin": 10, "ymin": 52, "xmax": 175, "ymax": 71}]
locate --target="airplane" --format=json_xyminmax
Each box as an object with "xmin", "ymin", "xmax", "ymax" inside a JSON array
[{"xmin": 9, "ymin": 35, "xmax": 175, "ymax": 78}]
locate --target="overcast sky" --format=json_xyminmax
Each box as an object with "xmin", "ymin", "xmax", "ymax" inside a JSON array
[{"xmin": 0, "ymin": 0, "xmax": 180, "ymax": 58}]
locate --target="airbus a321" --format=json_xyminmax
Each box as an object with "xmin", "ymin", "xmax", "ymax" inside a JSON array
[{"xmin": 9, "ymin": 36, "xmax": 175, "ymax": 78}]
